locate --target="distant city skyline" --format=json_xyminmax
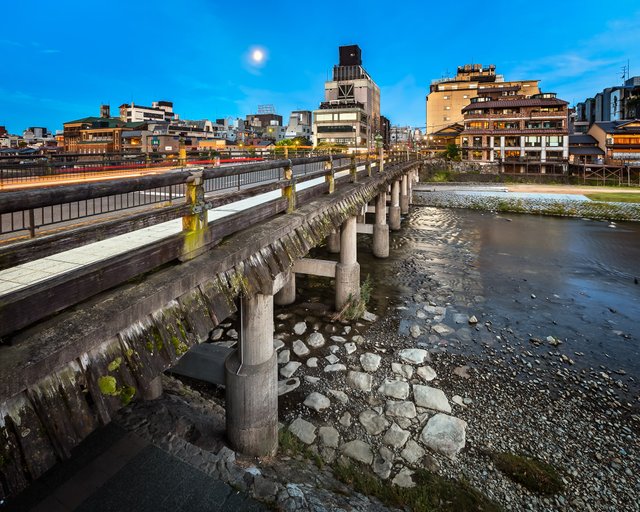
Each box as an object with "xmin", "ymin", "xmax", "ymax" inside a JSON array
[{"xmin": 1, "ymin": 0, "xmax": 639, "ymax": 134}]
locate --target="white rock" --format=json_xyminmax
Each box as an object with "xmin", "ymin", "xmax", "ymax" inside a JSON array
[
  {"xmin": 304, "ymin": 392, "xmax": 331, "ymax": 412},
  {"xmin": 330, "ymin": 336, "xmax": 347, "ymax": 343},
  {"xmin": 339, "ymin": 412, "xmax": 352, "ymax": 427},
  {"xmin": 276, "ymin": 313, "xmax": 292, "ymax": 321},
  {"xmin": 292, "ymin": 339, "xmax": 310, "ymax": 357},
  {"xmin": 343, "ymin": 326, "xmax": 352, "ymax": 334},
  {"xmin": 398, "ymin": 348, "xmax": 429, "ymax": 365},
  {"xmin": 277, "ymin": 349, "xmax": 290, "ymax": 364},
  {"xmin": 328, "ymin": 344, "xmax": 340, "ymax": 354},
  {"xmin": 228, "ymin": 329, "xmax": 239, "ymax": 339},
  {"xmin": 359, "ymin": 409, "xmax": 390, "ymax": 435},
  {"xmin": 327, "ymin": 389, "xmax": 348, "ymax": 404},
  {"xmin": 379, "ymin": 380, "xmax": 410, "ymax": 400},
  {"xmin": 347, "ymin": 371, "xmax": 372, "ymax": 391},
  {"xmin": 293, "ymin": 322, "xmax": 307, "ymax": 335},
  {"xmin": 289, "ymin": 418, "xmax": 316, "ymax": 445},
  {"xmin": 362, "ymin": 311, "xmax": 378, "ymax": 322},
  {"xmin": 277, "ymin": 378, "xmax": 300, "ymax": 396},
  {"xmin": 344, "ymin": 342, "xmax": 357, "ymax": 354},
  {"xmin": 280, "ymin": 361, "xmax": 302, "ymax": 378},
  {"xmin": 416, "ymin": 366, "xmax": 437, "ymax": 382},
  {"xmin": 351, "ymin": 335, "xmax": 365, "ymax": 344},
  {"xmin": 341, "ymin": 440, "xmax": 373, "ymax": 464},
  {"xmin": 432, "ymin": 324, "xmax": 453, "ymax": 335},
  {"xmin": 382, "ymin": 423, "xmax": 410, "ymax": 449},
  {"xmin": 421, "ymin": 413, "xmax": 467, "ymax": 458},
  {"xmin": 273, "ymin": 339, "xmax": 285, "ymax": 351},
  {"xmin": 392, "ymin": 468, "xmax": 415, "ymax": 488},
  {"xmin": 416, "ymin": 310, "xmax": 427, "ymax": 319},
  {"xmin": 452, "ymin": 395, "xmax": 466, "ymax": 407},
  {"xmin": 360, "ymin": 353, "xmax": 382, "ymax": 372},
  {"xmin": 385, "ymin": 400, "xmax": 417, "ymax": 418},
  {"xmin": 413, "ymin": 385, "xmax": 451, "ymax": 413},
  {"xmin": 211, "ymin": 328, "xmax": 224, "ymax": 340},
  {"xmin": 318, "ymin": 426, "xmax": 340, "ymax": 448},
  {"xmin": 324, "ymin": 363, "xmax": 347, "ymax": 372},
  {"xmin": 401, "ymin": 440, "xmax": 425, "ymax": 464},
  {"xmin": 306, "ymin": 332, "xmax": 325, "ymax": 348},
  {"xmin": 391, "ymin": 363, "xmax": 414, "ymax": 379},
  {"xmin": 468, "ymin": 315, "xmax": 478, "ymax": 324},
  {"xmin": 306, "ymin": 357, "xmax": 318, "ymax": 368},
  {"xmin": 325, "ymin": 354, "xmax": 339, "ymax": 364},
  {"xmin": 373, "ymin": 455, "xmax": 392, "ymax": 480},
  {"xmin": 304, "ymin": 376, "xmax": 320, "ymax": 384},
  {"xmin": 410, "ymin": 325, "xmax": 422, "ymax": 338}
]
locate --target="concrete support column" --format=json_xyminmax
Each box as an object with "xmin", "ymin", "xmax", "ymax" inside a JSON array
[
  {"xmin": 225, "ymin": 292, "xmax": 277, "ymax": 457},
  {"xmin": 274, "ymin": 270, "xmax": 295, "ymax": 305},
  {"xmin": 335, "ymin": 216, "xmax": 360, "ymax": 311},
  {"xmin": 400, "ymin": 174, "xmax": 409, "ymax": 215},
  {"xmin": 389, "ymin": 180, "xmax": 401, "ymax": 231},
  {"xmin": 373, "ymin": 191, "xmax": 389, "ymax": 258},
  {"xmin": 327, "ymin": 229, "xmax": 341, "ymax": 254},
  {"xmin": 408, "ymin": 171, "xmax": 414, "ymax": 206}
]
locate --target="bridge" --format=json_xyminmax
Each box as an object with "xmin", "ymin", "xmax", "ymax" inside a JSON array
[{"xmin": 0, "ymin": 150, "xmax": 421, "ymax": 499}]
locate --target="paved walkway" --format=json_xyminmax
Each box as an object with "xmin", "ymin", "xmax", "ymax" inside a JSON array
[
  {"xmin": 3, "ymin": 424, "xmax": 266, "ymax": 512},
  {"xmin": 0, "ymin": 167, "xmax": 353, "ymax": 298}
]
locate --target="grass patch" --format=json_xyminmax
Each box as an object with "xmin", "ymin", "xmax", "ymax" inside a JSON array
[
  {"xmin": 333, "ymin": 461, "xmax": 501, "ymax": 512},
  {"xmin": 278, "ymin": 430, "xmax": 323, "ymax": 469},
  {"xmin": 585, "ymin": 192, "xmax": 640, "ymax": 203},
  {"xmin": 426, "ymin": 170, "xmax": 452, "ymax": 182},
  {"xmin": 332, "ymin": 275, "xmax": 373, "ymax": 321},
  {"xmin": 490, "ymin": 452, "xmax": 563, "ymax": 495}
]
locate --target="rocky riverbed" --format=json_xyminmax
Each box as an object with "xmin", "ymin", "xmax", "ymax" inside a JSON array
[{"xmin": 114, "ymin": 205, "xmax": 639, "ymax": 512}]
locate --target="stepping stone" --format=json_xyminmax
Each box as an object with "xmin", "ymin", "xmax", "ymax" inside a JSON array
[
  {"xmin": 277, "ymin": 349, "xmax": 290, "ymax": 364},
  {"xmin": 293, "ymin": 339, "xmax": 310, "ymax": 357},
  {"xmin": 324, "ymin": 363, "xmax": 347, "ymax": 372},
  {"xmin": 278, "ymin": 378, "xmax": 300, "ymax": 396},
  {"xmin": 401, "ymin": 440, "xmax": 425, "ymax": 464},
  {"xmin": 391, "ymin": 363, "xmax": 414, "ymax": 379},
  {"xmin": 339, "ymin": 412, "xmax": 352, "ymax": 427},
  {"xmin": 373, "ymin": 454, "xmax": 392, "ymax": 479},
  {"xmin": 273, "ymin": 339, "xmax": 285, "ymax": 351},
  {"xmin": 379, "ymin": 380, "xmax": 410, "ymax": 400},
  {"xmin": 413, "ymin": 385, "xmax": 451, "ymax": 413},
  {"xmin": 421, "ymin": 413, "xmax": 467, "ymax": 459},
  {"xmin": 359, "ymin": 409, "xmax": 390, "ymax": 435},
  {"xmin": 327, "ymin": 389, "xmax": 348, "ymax": 404},
  {"xmin": 307, "ymin": 332, "xmax": 325, "ymax": 348},
  {"xmin": 289, "ymin": 418, "xmax": 316, "ymax": 445},
  {"xmin": 385, "ymin": 400, "xmax": 417, "ymax": 418},
  {"xmin": 304, "ymin": 392, "xmax": 330, "ymax": 412},
  {"xmin": 319, "ymin": 426, "xmax": 340, "ymax": 448},
  {"xmin": 341, "ymin": 440, "xmax": 373, "ymax": 464},
  {"xmin": 280, "ymin": 361, "xmax": 302, "ymax": 379},
  {"xmin": 344, "ymin": 342, "xmax": 357, "ymax": 354},
  {"xmin": 392, "ymin": 467, "xmax": 415, "ymax": 488},
  {"xmin": 306, "ymin": 357, "xmax": 318, "ymax": 368},
  {"xmin": 347, "ymin": 371, "xmax": 372, "ymax": 391},
  {"xmin": 325, "ymin": 354, "xmax": 339, "ymax": 364},
  {"xmin": 293, "ymin": 322, "xmax": 307, "ymax": 335},
  {"xmin": 398, "ymin": 348, "xmax": 429, "ymax": 365},
  {"xmin": 360, "ymin": 353, "xmax": 381, "ymax": 372},
  {"xmin": 382, "ymin": 423, "xmax": 410, "ymax": 449},
  {"xmin": 417, "ymin": 366, "xmax": 437, "ymax": 382}
]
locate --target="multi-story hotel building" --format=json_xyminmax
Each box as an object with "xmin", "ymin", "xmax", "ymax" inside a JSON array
[
  {"xmin": 426, "ymin": 64, "xmax": 540, "ymax": 135},
  {"xmin": 588, "ymin": 120, "xmax": 640, "ymax": 165},
  {"xmin": 459, "ymin": 91, "xmax": 569, "ymax": 172},
  {"xmin": 313, "ymin": 45, "xmax": 380, "ymax": 150}
]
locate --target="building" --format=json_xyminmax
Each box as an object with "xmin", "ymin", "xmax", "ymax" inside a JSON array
[
  {"xmin": 588, "ymin": 120, "xmax": 640, "ymax": 165},
  {"xmin": 118, "ymin": 101, "xmax": 177, "ymax": 123},
  {"xmin": 246, "ymin": 110, "xmax": 284, "ymax": 141},
  {"xmin": 575, "ymin": 77, "xmax": 640, "ymax": 131},
  {"xmin": 568, "ymin": 134, "xmax": 604, "ymax": 164},
  {"xmin": 312, "ymin": 45, "xmax": 381, "ymax": 150},
  {"xmin": 390, "ymin": 126, "xmax": 414, "ymax": 147},
  {"xmin": 459, "ymin": 91, "xmax": 569, "ymax": 172},
  {"xmin": 285, "ymin": 110, "xmax": 312, "ymax": 140},
  {"xmin": 426, "ymin": 64, "xmax": 540, "ymax": 135},
  {"xmin": 379, "ymin": 115, "xmax": 391, "ymax": 149}
]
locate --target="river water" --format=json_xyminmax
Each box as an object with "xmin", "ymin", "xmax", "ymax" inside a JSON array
[{"xmin": 360, "ymin": 204, "xmax": 640, "ymax": 390}]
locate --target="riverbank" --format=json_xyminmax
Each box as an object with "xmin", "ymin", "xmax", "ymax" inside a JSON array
[
  {"xmin": 414, "ymin": 183, "xmax": 640, "ymax": 221},
  {"xmin": 105, "ymin": 206, "xmax": 639, "ymax": 512}
]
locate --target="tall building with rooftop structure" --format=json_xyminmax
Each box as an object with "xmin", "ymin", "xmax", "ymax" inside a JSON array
[
  {"xmin": 426, "ymin": 64, "xmax": 540, "ymax": 135},
  {"xmin": 119, "ymin": 100, "xmax": 177, "ymax": 123},
  {"xmin": 312, "ymin": 45, "xmax": 381, "ymax": 150}
]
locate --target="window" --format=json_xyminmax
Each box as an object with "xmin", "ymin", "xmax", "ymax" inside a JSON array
[
  {"xmin": 338, "ymin": 112, "xmax": 357, "ymax": 121},
  {"xmin": 546, "ymin": 136, "xmax": 562, "ymax": 147},
  {"xmin": 504, "ymin": 136, "xmax": 519, "ymax": 147},
  {"xmin": 467, "ymin": 121, "xmax": 489, "ymax": 129},
  {"xmin": 463, "ymin": 95, "xmax": 469, "ymax": 99},
  {"xmin": 494, "ymin": 121, "xmax": 519, "ymax": 130},
  {"xmin": 525, "ymin": 136, "xmax": 542, "ymax": 147},
  {"xmin": 315, "ymin": 113, "xmax": 333, "ymax": 122},
  {"xmin": 461, "ymin": 137, "xmax": 469, "ymax": 147},
  {"xmin": 443, "ymin": 95, "xmax": 450, "ymax": 100},
  {"xmin": 473, "ymin": 136, "xmax": 482, "ymax": 147}
]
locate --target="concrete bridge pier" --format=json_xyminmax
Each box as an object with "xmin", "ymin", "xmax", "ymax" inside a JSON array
[
  {"xmin": 327, "ymin": 229, "xmax": 341, "ymax": 254},
  {"xmin": 225, "ymin": 291, "xmax": 278, "ymax": 457},
  {"xmin": 400, "ymin": 174, "xmax": 409, "ymax": 215},
  {"xmin": 389, "ymin": 180, "xmax": 401, "ymax": 231},
  {"xmin": 274, "ymin": 270, "xmax": 296, "ymax": 305},
  {"xmin": 408, "ymin": 170, "xmax": 414, "ymax": 206},
  {"xmin": 335, "ymin": 216, "xmax": 360, "ymax": 310},
  {"xmin": 372, "ymin": 191, "xmax": 390, "ymax": 258}
]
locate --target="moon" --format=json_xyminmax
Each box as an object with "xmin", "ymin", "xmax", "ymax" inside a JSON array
[{"xmin": 251, "ymin": 49, "xmax": 264, "ymax": 63}]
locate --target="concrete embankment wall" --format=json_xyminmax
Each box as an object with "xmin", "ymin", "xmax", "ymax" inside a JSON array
[{"xmin": 414, "ymin": 189, "xmax": 640, "ymax": 222}]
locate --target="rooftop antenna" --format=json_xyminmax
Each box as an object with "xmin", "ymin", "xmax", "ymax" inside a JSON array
[{"xmin": 621, "ymin": 64, "xmax": 628, "ymax": 84}]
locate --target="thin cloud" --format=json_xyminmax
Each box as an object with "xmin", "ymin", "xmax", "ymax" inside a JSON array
[{"xmin": 41, "ymin": 49, "xmax": 61, "ymax": 54}]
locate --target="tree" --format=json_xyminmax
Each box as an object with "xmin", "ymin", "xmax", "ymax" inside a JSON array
[
  {"xmin": 276, "ymin": 136, "xmax": 312, "ymax": 147},
  {"xmin": 441, "ymin": 143, "xmax": 461, "ymax": 161}
]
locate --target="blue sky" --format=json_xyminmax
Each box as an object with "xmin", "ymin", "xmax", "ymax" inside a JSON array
[{"xmin": 1, "ymin": 0, "xmax": 639, "ymax": 134}]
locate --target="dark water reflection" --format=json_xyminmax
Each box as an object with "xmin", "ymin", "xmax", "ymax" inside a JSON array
[{"xmin": 368, "ymin": 205, "xmax": 640, "ymax": 381}]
